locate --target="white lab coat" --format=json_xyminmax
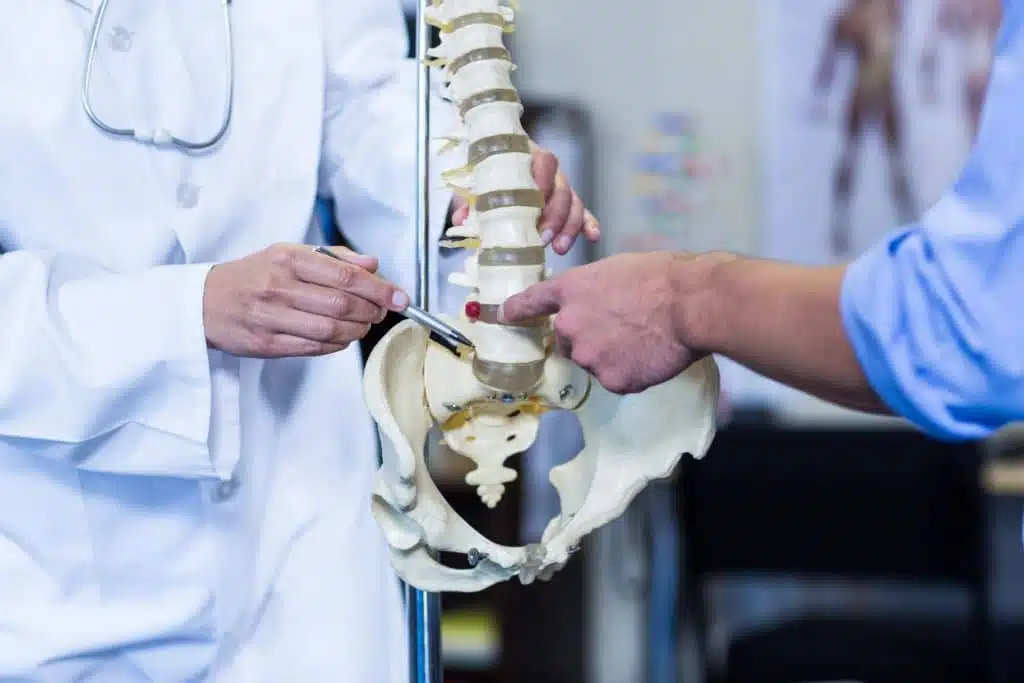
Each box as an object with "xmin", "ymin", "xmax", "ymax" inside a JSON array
[{"xmin": 0, "ymin": 0, "xmax": 457, "ymax": 681}]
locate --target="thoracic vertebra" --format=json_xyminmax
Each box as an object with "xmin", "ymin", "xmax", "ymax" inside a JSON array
[{"xmin": 427, "ymin": 0, "xmax": 550, "ymax": 396}]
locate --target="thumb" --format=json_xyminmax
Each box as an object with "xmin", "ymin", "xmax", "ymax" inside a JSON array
[{"xmin": 498, "ymin": 280, "xmax": 561, "ymax": 322}]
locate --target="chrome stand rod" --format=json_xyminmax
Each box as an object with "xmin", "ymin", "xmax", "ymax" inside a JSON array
[{"xmin": 408, "ymin": 1, "xmax": 442, "ymax": 682}]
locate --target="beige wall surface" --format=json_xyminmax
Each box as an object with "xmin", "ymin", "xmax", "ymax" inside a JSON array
[{"xmin": 510, "ymin": 0, "xmax": 763, "ymax": 258}]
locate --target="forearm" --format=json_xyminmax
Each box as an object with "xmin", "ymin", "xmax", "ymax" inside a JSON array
[
  {"xmin": 0, "ymin": 250, "xmax": 229, "ymax": 478},
  {"xmin": 679, "ymin": 253, "xmax": 889, "ymax": 413}
]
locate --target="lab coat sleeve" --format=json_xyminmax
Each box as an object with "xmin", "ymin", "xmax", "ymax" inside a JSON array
[
  {"xmin": 0, "ymin": 251, "xmax": 223, "ymax": 479},
  {"xmin": 316, "ymin": 0, "xmax": 462, "ymax": 297},
  {"xmin": 839, "ymin": 36, "xmax": 1024, "ymax": 441}
]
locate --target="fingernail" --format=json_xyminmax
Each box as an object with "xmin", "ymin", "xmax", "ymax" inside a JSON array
[
  {"xmin": 496, "ymin": 304, "xmax": 506, "ymax": 323},
  {"xmin": 392, "ymin": 291, "xmax": 409, "ymax": 309},
  {"xmin": 540, "ymin": 229, "xmax": 554, "ymax": 245},
  {"xmin": 555, "ymin": 235, "xmax": 571, "ymax": 252}
]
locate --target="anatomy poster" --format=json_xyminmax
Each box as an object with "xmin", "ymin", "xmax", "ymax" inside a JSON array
[{"xmin": 758, "ymin": 0, "xmax": 1000, "ymax": 264}]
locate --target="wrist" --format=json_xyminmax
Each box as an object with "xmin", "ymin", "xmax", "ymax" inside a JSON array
[{"xmin": 667, "ymin": 251, "xmax": 739, "ymax": 354}]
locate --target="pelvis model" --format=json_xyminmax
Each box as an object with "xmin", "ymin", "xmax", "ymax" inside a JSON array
[{"xmin": 363, "ymin": 0, "xmax": 721, "ymax": 593}]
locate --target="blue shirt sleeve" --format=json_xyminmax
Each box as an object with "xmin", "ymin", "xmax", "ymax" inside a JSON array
[{"xmin": 839, "ymin": 6, "xmax": 1024, "ymax": 442}]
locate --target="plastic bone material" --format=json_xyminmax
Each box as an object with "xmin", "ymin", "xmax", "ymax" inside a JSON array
[{"xmin": 363, "ymin": 0, "xmax": 721, "ymax": 593}]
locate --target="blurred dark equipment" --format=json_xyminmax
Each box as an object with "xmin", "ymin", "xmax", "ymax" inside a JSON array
[
  {"xmin": 678, "ymin": 426, "xmax": 991, "ymax": 683},
  {"xmin": 979, "ymin": 429, "xmax": 1024, "ymax": 683}
]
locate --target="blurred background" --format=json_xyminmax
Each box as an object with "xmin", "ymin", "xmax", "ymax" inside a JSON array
[{"xmin": 328, "ymin": 0, "xmax": 1024, "ymax": 681}]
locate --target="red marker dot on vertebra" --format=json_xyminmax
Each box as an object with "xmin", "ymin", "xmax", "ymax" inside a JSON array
[{"xmin": 465, "ymin": 301, "xmax": 481, "ymax": 320}]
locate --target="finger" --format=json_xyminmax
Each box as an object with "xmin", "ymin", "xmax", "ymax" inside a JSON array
[
  {"xmin": 537, "ymin": 174, "xmax": 572, "ymax": 245},
  {"xmin": 531, "ymin": 147, "xmax": 559, "ymax": 199},
  {"xmin": 284, "ymin": 281, "xmax": 388, "ymax": 324},
  {"xmin": 294, "ymin": 253, "xmax": 409, "ymax": 312},
  {"xmin": 552, "ymin": 191, "xmax": 585, "ymax": 255},
  {"xmin": 498, "ymin": 280, "xmax": 562, "ymax": 322},
  {"xmin": 257, "ymin": 335, "xmax": 349, "ymax": 358},
  {"xmin": 451, "ymin": 202, "xmax": 469, "ymax": 226},
  {"xmin": 582, "ymin": 209, "xmax": 601, "ymax": 241},
  {"xmin": 259, "ymin": 305, "xmax": 372, "ymax": 346},
  {"xmin": 315, "ymin": 245, "xmax": 379, "ymax": 273}
]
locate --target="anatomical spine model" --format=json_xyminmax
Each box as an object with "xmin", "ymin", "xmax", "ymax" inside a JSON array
[{"xmin": 363, "ymin": 0, "xmax": 721, "ymax": 593}]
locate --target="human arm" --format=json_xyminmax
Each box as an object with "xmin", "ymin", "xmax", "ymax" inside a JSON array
[
  {"xmin": 497, "ymin": 251, "xmax": 883, "ymax": 412},
  {"xmin": 502, "ymin": 165, "xmax": 1024, "ymax": 445},
  {"xmin": 681, "ymin": 255, "xmax": 887, "ymax": 414},
  {"xmin": 813, "ymin": 18, "xmax": 845, "ymax": 95},
  {"xmin": 0, "ymin": 244, "xmax": 404, "ymax": 478},
  {"xmin": 0, "ymin": 252, "xmax": 218, "ymax": 477},
  {"xmin": 501, "ymin": 223, "xmax": 1022, "ymax": 443},
  {"xmin": 502, "ymin": 4, "xmax": 1024, "ymax": 443},
  {"xmin": 807, "ymin": 17, "xmax": 844, "ymax": 119},
  {"xmin": 919, "ymin": 0, "xmax": 955, "ymax": 103}
]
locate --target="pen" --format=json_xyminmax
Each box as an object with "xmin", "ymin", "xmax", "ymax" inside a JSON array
[{"xmin": 313, "ymin": 246, "xmax": 476, "ymax": 351}]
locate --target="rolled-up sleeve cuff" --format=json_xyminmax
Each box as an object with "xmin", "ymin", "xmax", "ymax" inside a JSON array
[{"xmin": 839, "ymin": 235, "xmax": 989, "ymax": 442}]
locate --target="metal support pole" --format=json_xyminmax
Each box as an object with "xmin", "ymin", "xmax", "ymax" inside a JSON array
[
  {"xmin": 408, "ymin": 1, "xmax": 443, "ymax": 682},
  {"xmin": 645, "ymin": 483, "xmax": 680, "ymax": 683}
]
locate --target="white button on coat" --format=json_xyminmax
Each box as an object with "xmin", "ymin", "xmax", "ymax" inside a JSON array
[
  {"xmin": 0, "ymin": 0, "xmax": 457, "ymax": 681},
  {"xmin": 108, "ymin": 25, "xmax": 132, "ymax": 52}
]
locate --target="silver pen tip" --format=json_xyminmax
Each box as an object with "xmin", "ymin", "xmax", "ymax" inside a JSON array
[{"xmin": 452, "ymin": 331, "xmax": 475, "ymax": 348}]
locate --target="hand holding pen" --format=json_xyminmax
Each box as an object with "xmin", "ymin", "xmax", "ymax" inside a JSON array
[
  {"xmin": 203, "ymin": 243, "xmax": 413, "ymax": 358},
  {"xmin": 313, "ymin": 246, "xmax": 474, "ymax": 352}
]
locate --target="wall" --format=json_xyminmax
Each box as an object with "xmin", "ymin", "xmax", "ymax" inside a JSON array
[
  {"xmin": 507, "ymin": 2, "xmax": 761, "ymax": 681},
  {"xmin": 502, "ymin": 4, "xmax": 1024, "ymax": 681},
  {"xmin": 510, "ymin": 0, "xmax": 761, "ymax": 258}
]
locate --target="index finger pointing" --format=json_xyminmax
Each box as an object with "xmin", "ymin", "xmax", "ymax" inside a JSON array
[{"xmin": 498, "ymin": 280, "xmax": 562, "ymax": 323}]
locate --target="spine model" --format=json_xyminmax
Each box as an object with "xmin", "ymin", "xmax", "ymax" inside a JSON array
[
  {"xmin": 362, "ymin": 0, "xmax": 721, "ymax": 592},
  {"xmin": 426, "ymin": 0, "xmax": 549, "ymax": 396}
]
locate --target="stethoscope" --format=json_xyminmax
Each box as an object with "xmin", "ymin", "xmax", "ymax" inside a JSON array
[{"xmin": 81, "ymin": 0, "xmax": 234, "ymax": 151}]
